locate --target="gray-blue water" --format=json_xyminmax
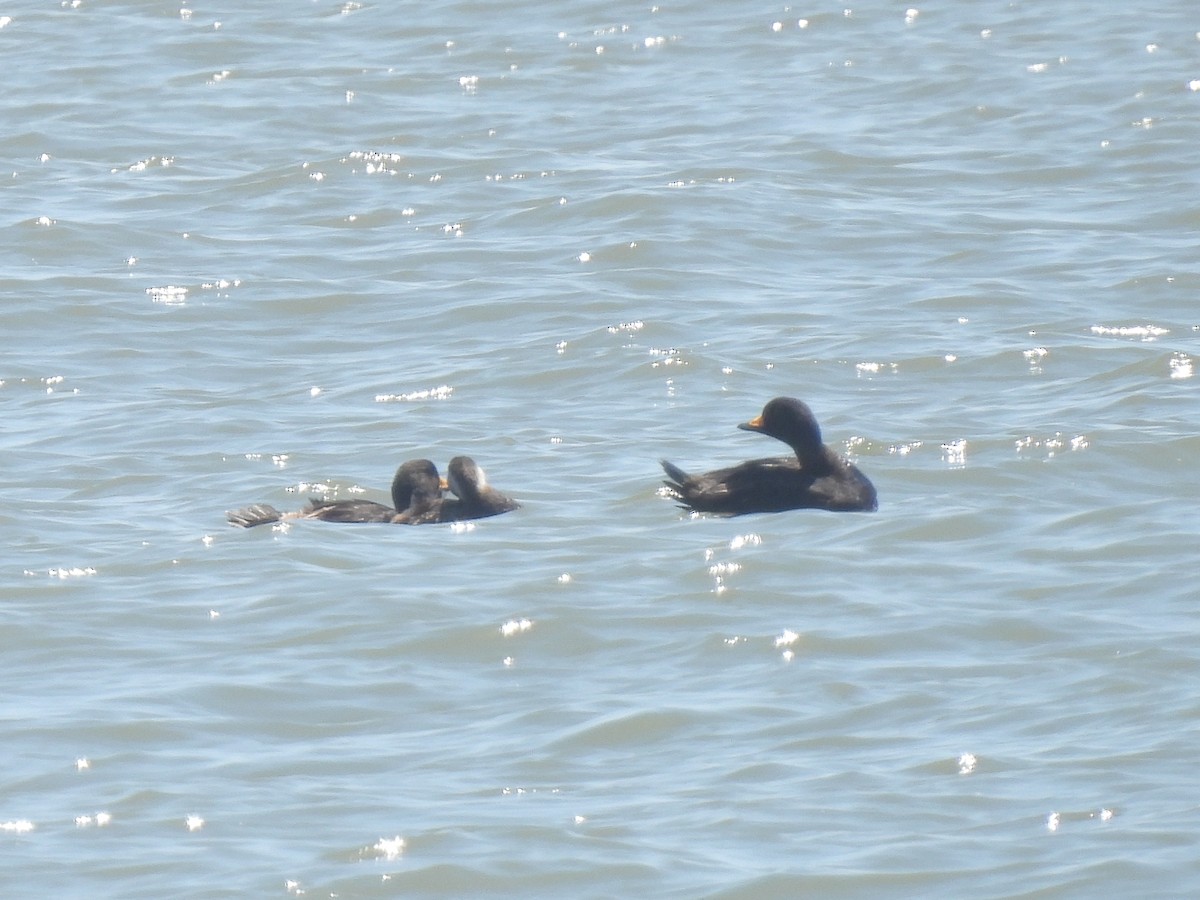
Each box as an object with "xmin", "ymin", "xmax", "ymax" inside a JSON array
[{"xmin": 3, "ymin": 1, "xmax": 1199, "ymax": 896}]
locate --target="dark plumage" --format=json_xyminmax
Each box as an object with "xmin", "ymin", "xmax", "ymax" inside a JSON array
[
  {"xmin": 226, "ymin": 459, "xmax": 446, "ymax": 528},
  {"xmin": 660, "ymin": 397, "xmax": 877, "ymax": 515},
  {"xmin": 387, "ymin": 459, "xmax": 446, "ymax": 524},
  {"xmin": 437, "ymin": 456, "xmax": 520, "ymax": 522}
]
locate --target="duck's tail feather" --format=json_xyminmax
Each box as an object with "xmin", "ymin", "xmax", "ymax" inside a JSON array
[
  {"xmin": 226, "ymin": 503, "xmax": 283, "ymax": 528},
  {"xmin": 660, "ymin": 459, "xmax": 690, "ymax": 486},
  {"xmin": 660, "ymin": 459, "xmax": 692, "ymax": 505}
]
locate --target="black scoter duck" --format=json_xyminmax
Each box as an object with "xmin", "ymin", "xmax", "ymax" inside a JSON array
[
  {"xmin": 660, "ymin": 396, "xmax": 877, "ymax": 515},
  {"xmin": 226, "ymin": 458, "xmax": 445, "ymax": 528},
  {"xmin": 437, "ymin": 456, "xmax": 520, "ymax": 522}
]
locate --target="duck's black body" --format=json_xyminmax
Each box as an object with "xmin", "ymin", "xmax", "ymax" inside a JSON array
[{"xmin": 661, "ymin": 397, "xmax": 877, "ymax": 515}]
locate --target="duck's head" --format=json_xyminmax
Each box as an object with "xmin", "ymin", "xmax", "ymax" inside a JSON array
[
  {"xmin": 390, "ymin": 458, "xmax": 444, "ymax": 510},
  {"xmin": 446, "ymin": 456, "xmax": 486, "ymax": 502},
  {"xmin": 738, "ymin": 397, "xmax": 824, "ymax": 460}
]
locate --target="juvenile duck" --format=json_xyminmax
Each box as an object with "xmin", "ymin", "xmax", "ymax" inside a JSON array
[
  {"xmin": 660, "ymin": 397, "xmax": 877, "ymax": 515},
  {"xmin": 437, "ymin": 456, "xmax": 520, "ymax": 522}
]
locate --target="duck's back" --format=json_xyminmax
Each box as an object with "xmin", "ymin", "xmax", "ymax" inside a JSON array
[
  {"xmin": 663, "ymin": 453, "xmax": 876, "ymax": 515},
  {"xmin": 438, "ymin": 488, "xmax": 520, "ymax": 522},
  {"xmin": 301, "ymin": 498, "xmax": 397, "ymax": 523}
]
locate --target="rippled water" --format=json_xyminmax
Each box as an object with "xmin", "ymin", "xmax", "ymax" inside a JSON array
[{"xmin": 3, "ymin": 1, "xmax": 1199, "ymax": 896}]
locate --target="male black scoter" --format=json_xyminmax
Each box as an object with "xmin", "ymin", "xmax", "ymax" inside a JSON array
[
  {"xmin": 226, "ymin": 458, "xmax": 445, "ymax": 528},
  {"xmin": 660, "ymin": 396, "xmax": 877, "ymax": 515},
  {"xmin": 437, "ymin": 456, "xmax": 520, "ymax": 522}
]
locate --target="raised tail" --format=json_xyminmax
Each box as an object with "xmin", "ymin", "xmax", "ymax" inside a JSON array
[
  {"xmin": 660, "ymin": 459, "xmax": 690, "ymax": 489},
  {"xmin": 660, "ymin": 460, "xmax": 693, "ymax": 506}
]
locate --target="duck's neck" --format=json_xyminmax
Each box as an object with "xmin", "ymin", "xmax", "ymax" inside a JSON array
[{"xmin": 795, "ymin": 444, "xmax": 836, "ymax": 472}]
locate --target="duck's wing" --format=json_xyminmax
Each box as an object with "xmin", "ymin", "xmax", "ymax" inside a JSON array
[
  {"xmin": 807, "ymin": 462, "xmax": 878, "ymax": 512},
  {"xmin": 661, "ymin": 457, "xmax": 799, "ymax": 514},
  {"xmin": 666, "ymin": 456, "xmax": 876, "ymax": 515},
  {"xmin": 299, "ymin": 498, "xmax": 398, "ymax": 523}
]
